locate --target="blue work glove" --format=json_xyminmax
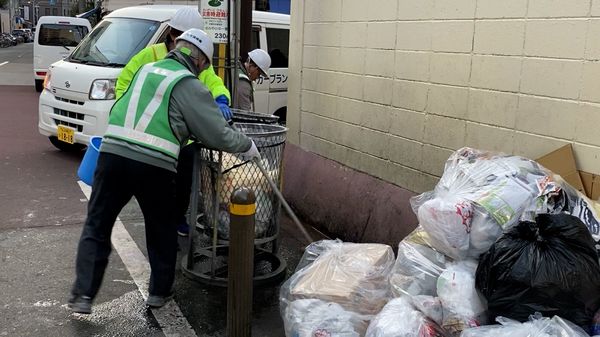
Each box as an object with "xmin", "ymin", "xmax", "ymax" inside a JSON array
[{"xmin": 215, "ymin": 95, "xmax": 233, "ymax": 121}]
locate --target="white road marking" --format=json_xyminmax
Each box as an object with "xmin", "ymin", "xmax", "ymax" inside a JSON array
[
  {"xmin": 0, "ymin": 62, "xmax": 8, "ymax": 67},
  {"xmin": 77, "ymin": 181, "xmax": 197, "ymax": 337}
]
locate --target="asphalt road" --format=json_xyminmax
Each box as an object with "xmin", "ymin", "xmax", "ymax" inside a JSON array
[
  {"xmin": 0, "ymin": 43, "xmax": 317, "ymax": 337},
  {"xmin": 0, "ymin": 42, "xmax": 34, "ymax": 86}
]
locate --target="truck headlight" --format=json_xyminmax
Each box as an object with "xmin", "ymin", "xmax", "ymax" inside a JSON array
[
  {"xmin": 43, "ymin": 71, "xmax": 52, "ymax": 91},
  {"xmin": 89, "ymin": 79, "xmax": 116, "ymax": 100}
]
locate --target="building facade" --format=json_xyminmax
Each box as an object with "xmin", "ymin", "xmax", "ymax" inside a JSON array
[
  {"xmin": 13, "ymin": 0, "xmax": 76, "ymax": 27},
  {"xmin": 0, "ymin": 10, "xmax": 9, "ymax": 32}
]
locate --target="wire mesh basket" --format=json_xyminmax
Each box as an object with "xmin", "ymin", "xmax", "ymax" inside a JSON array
[
  {"xmin": 231, "ymin": 108, "xmax": 280, "ymax": 124},
  {"xmin": 198, "ymin": 123, "xmax": 287, "ymax": 245}
]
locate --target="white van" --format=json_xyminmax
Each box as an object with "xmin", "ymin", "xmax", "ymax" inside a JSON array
[
  {"xmin": 34, "ymin": 16, "xmax": 91, "ymax": 92},
  {"xmin": 38, "ymin": 5, "xmax": 289, "ymax": 151}
]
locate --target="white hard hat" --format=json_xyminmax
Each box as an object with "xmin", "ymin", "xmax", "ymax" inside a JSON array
[
  {"xmin": 248, "ymin": 49, "xmax": 271, "ymax": 76},
  {"xmin": 169, "ymin": 7, "xmax": 204, "ymax": 32},
  {"xmin": 176, "ymin": 28, "xmax": 214, "ymax": 63}
]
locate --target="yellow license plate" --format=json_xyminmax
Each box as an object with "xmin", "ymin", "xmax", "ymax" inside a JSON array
[{"xmin": 57, "ymin": 125, "xmax": 75, "ymax": 144}]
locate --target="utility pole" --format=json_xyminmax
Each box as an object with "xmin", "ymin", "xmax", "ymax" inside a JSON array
[
  {"xmin": 239, "ymin": 0, "xmax": 251, "ymax": 59},
  {"xmin": 9, "ymin": 0, "xmax": 14, "ymax": 31}
]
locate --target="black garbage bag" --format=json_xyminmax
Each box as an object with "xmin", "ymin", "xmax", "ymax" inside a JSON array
[{"xmin": 475, "ymin": 213, "xmax": 600, "ymax": 328}]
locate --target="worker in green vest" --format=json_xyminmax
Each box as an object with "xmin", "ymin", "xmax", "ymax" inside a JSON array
[
  {"xmin": 69, "ymin": 28, "xmax": 260, "ymax": 314},
  {"xmin": 115, "ymin": 7, "xmax": 233, "ymax": 237}
]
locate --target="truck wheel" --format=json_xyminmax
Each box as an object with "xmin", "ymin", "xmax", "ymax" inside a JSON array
[
  {"xmin": 35, "ymin": 80, "xmax": 43, "ymax": 93},
  {"xmin": 49, "ymin": 136, "xmax": 85, "ymax": 152}
]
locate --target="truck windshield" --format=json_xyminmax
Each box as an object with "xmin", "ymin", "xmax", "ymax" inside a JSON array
[{"xmin": 69, "ymin": 17, "xmax": 159, "ymax": 67}]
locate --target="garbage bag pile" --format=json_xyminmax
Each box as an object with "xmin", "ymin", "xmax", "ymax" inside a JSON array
[
  {"xmin": 280, "ymin": 147, "xmax": 600, "ymax": 337},
  {"xmin": 411, "ymin": 147, "xmax": 600, "ymax": 260}
]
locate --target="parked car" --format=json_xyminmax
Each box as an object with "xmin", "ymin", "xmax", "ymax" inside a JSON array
[
  {"xmin": 13, "ymin": 33, "xmax": 24, "ymax": 44},
  {"xmin": 23, "ymin": 28, "xmax": 33, "ymax": 40}
]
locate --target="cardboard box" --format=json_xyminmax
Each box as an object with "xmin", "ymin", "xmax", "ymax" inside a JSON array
[
  {"xmin": 580, "ymin": 171, "xmax": 600, "ymax": 200},
  {"xmin": 536, "ymin": 144, "xmax": 586, "ymax": 195}
]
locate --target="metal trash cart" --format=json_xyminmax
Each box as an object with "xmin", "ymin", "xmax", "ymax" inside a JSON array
[
  {"xmin": 231, "ymin": 108, "xmax": 279, "ymax": 125},
  {"xmin": 182, "ymin": 123, "xmax": 288, "ymax": 287}
]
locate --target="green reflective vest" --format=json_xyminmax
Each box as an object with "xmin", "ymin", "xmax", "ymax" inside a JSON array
[{"xmin": 105, "ymin": 58, "xmax": 194, "ymax": 159}]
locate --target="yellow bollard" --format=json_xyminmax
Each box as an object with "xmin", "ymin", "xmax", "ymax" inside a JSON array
[{"xmin": 227, "ymin": 187, "xmax": 256, "ymax": 337}]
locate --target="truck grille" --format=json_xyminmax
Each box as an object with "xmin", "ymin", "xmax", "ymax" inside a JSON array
[
  {"xmin": 55, "ymin": 96, "xmax": 84, "ymax": 106},
  {"xmin": 53, "ymin": 108, "xmax": 84, "ymax": 132},
  {"xmin": 53, "ymin": 108, "xmax": 84, "ymax": 121}
]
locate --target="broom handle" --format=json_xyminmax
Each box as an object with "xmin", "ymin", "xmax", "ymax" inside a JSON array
[{"xmin": 253, "ymin": 158, "xmax": 314, "ymax": 244}]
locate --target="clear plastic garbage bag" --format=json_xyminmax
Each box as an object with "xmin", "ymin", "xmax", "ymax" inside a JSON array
[
  {"xmin": 460, "ymin": 314, "xmax": 590, "ymax": 337},
  {"xmin": 525, "ymin": 175, "xmax": 600, "ymax": 243},
  {"xmin": 389, "ymin": 227, "xmax": 451, "ymax": 298},
  {"xmin": 437, "ymin": 260, "xmax": 488, "ymax": 336},
  {"xmin": 280, "ymin": 240, "xmax": 395, "ymax": 316},
  {"xmin": 283, "ymin": 299, "xmax": 370, "ymax": 337},
  {"xmin": 365, "ymin": 297, "xmax": 449, "ymax": 337}
]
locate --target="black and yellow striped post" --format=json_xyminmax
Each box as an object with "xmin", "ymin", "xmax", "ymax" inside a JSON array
[{"xmin": 227, "ymin": 187, "xmax": 256, "ymax": 337}]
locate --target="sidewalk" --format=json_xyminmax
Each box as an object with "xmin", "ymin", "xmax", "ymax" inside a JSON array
[{"xmin": 0, "ymin": 194, "xmax": 326, "ymax": 336}]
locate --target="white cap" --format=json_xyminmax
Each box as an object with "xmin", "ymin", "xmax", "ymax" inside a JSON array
[
  {"xmin": 176, "ymin": 28, "xmax": 214, "ymax": 63},
  {"xmin": 248, "ymin": 49, "xmax": 271, "ymax": 77},
  {"xmin": 169, "ymin": 7, "xmax": 204, "ymax": 32}
]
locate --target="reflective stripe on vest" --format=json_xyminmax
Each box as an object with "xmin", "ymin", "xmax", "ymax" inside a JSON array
[
  {"xmin": 125, "ymin": 67, "xmax": 190, "ymax": 131},
  {"xmin": 106, "ymin": 60, "xmax": 193, "ymax": 158},
  {"xmin": 105, "ymin": 124, "xmax": 181, "ymax": 155}
]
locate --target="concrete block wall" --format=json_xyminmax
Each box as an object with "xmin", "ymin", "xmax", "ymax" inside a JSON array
[{"xmin": 288, "ymin": 0, "xmax": 600, "ymax": 194}]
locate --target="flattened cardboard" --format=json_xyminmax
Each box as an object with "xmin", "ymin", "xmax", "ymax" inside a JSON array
[
  {"xmin": 580, "ymin": 171, "xmax": 600, "ymax": 201},
  {"xmin": 536, "ymin": 144, "xmax": 585, "ymax": 194}
]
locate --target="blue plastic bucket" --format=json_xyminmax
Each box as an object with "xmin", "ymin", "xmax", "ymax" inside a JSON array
[{"xmin": 77, "ymin": 136, "xmax": 102, "ymax": 186}]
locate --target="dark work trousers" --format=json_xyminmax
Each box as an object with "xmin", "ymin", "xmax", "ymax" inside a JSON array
[
  {"xmin": 175, "ymin": 143, "xmax": 195, "ymax": 226},
  {"xmin": 72, "ymin": 152, "xmax": 177, "ymax": 299}
]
